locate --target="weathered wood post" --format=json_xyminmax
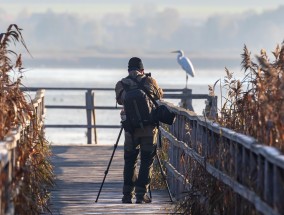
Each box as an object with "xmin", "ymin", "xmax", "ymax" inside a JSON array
[
  {"xmin": 205, "ymin": 95, "xmax": 218, "ymax": 119},
  {"xmin": 0, "ymin": 145, "xmax": 12, "ymax": 214},
  {"xmin": 92, "ymin": 91, "xmax": 98, "ymax": 144},
  {"xmin": 274, "ymin": 164, "xmax": 284, "ymax": 213},
  {"xmin": 180, "ymin": 88, "xmax": 194, "ymax": 111},
  {"xmin": 85, "ymin": 90, "xmax": 97, "ymax": 144}
]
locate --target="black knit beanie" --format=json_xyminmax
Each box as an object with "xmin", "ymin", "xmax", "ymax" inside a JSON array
[{"xmin": 128, "ymin": 57, "xmax": 144, "ymax": 72}]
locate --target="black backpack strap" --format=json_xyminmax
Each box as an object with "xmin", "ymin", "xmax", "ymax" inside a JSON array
[
  {"xmin": 116, "ymin": 81, "xmax": 126, "ymax": 108},
  {"xmin": 120, "ymin": 80, "xmax": 130, "ymax": 91},
  {"xmin": 128, "ymin": 76, "xmax": 159, "ymax": 107},
  {"xmin": 129, "ymin": 76, "xmax": 161, "ymax": 133}
]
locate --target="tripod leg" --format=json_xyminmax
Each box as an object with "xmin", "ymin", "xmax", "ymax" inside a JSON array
[
  {"xmin": 156, "ymin": 127, "xmax": 173, "ymax": 202},
  {"xmin": 155, "ymin": 150, "xmax": 173, "ymax": 202},
  {"xmin": 95, "ymin": 126, "xmax": 123, "ymax": 203}
]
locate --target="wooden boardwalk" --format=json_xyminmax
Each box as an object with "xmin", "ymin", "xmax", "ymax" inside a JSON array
[{"xmin": 47, "ymin": 145, "xmax": 174, "ymax": 215}]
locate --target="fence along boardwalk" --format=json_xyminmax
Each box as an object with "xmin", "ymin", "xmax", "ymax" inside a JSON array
[
  {"xmin": 48, "ymin": 145, "xmax": 174, "ymax": 214},
  {"xmin": 4, "ymin": 88, "xmax": 283, "ymax": 214},
  {"xmin": 160, "ymin": 100, "xmax": 284, "ymax": 215}
]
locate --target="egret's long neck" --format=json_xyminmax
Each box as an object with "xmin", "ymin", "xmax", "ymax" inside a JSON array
[{"xmin": 177, "ymin": 52, "xmax": 183, "ymax": 60}]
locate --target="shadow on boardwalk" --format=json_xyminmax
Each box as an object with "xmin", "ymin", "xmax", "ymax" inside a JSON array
[{"xmin": 47, "ymin": 145, "xmax": 174, "ymax": 214}]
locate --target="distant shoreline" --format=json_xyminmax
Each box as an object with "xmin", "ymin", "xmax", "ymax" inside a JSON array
[{"xmin": 23, "ymin": 55, "xmax": 241, "ymax": 70}]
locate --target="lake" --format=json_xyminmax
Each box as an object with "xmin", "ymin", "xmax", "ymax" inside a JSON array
[{"xmin": 22, "ymin": 67, "xmax": 241, "ymax": 144}]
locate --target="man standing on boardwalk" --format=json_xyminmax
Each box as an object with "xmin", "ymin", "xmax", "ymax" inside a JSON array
[{"xmin": 115, "ymin": 57, "xmax": 163, "ymax": 204}]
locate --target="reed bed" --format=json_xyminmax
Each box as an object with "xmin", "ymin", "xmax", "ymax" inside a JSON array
[
  {"xmin": 0, "ymin": 24, "xmax": 54, "ymax": 214},
  {"xmin": 211, "ymin": 43, "xmax": 283, "ymax": 152},
  {"xmin": 172, "ymin": 43, "xmax": 283, "ymax": 214}
]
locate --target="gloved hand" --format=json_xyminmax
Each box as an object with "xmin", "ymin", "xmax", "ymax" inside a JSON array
[{"xmin": 120, "ymin": 109, "xmax": 126, "ymax": 121}]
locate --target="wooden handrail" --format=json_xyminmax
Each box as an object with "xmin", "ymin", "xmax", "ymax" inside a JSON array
[
  {"xmin": 0, "ymin": 89, "xmax": 45, "ymax": 214},
  {"xmin": 159, "ymin": 100, "xmax": 284, "ymax": 215}
]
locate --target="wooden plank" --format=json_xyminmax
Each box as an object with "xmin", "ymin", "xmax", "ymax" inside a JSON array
[{"xmin": 46, "ymin": 145, "xmax": 174, "ymax": 214}]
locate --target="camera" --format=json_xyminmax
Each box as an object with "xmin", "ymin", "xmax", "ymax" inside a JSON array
[{"xmin": 145, "ymin": 72, "xmax": 151, "ymax": 77}]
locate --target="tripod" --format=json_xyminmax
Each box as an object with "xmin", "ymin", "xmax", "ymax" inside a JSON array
[
  {"xmin": 95, "ymin": 125, "xmax": 173, "ymax": 203},
  {"xmin": 155, "ymin": 127, "xmax": 173, "ymax": 202},
  {"xmin": 95, "ymin": 126, "xmax": 123, "ymax": 203}
]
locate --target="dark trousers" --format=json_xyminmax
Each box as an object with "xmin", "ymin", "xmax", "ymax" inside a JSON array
[{"xmin": 123, "ymin": 133, "xmax": 156, "ymax": 197}]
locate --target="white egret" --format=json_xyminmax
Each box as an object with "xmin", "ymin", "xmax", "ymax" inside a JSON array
[{"xmin": 172, "ymin": 50, "xmax": 195, "ymax": 88}]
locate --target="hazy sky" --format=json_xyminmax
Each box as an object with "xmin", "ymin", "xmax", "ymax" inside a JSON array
[
  {"xmin": 0, "ymin": 0, "xmax": 283, "ymax": 63},
  {"xmin": 1, "ymin": 0, "xmax": 283, "ymax": 23}
]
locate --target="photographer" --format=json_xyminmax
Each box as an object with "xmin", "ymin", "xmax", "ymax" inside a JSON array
[{"xmin": 115, "ymin": 57, "xmax": 163, "ymax": 204}]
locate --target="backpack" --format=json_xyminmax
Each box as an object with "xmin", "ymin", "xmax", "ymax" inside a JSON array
[{"xmin": 121, "ymin": 77, "xmax": 155, "ymax": 133}]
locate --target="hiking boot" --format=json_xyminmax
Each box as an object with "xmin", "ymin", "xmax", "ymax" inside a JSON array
[
  {"xmin": 122, "ymin": 195, "xmax": 133, "ymax": 204},
  {"xmin": 136, "ymin": 194, "xmax": 152, "ymax": 204}
]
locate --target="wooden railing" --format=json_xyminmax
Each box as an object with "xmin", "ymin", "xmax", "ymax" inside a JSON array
[
  {"xmin": 0, "ymin": 90, "xmax": 45, "ymax": 214},
  {"xmin": 22, "ymin": 87, "xmax": 217, "ymax": 144},
  {"xmin": 159, "ymin": 101, "xmax": 284, "ymax": 215}
]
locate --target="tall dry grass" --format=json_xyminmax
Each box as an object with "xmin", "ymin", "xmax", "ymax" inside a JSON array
[
  {"xmin": 0, "ymin": 24, "xmax": 54, "ymax": 214},
  {"xmin": 210, "ymin": 43, "xmax": 284, "ymax": 152},
  {"xmin": 174, "ymin": 43, "xmax": 283, "ymax": 214}
]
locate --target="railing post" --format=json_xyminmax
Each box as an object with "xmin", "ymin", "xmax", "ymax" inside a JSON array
[
  {"xmin": 274, "ymin": 165, "xmax": 284, "ymax": 213},
  {"xmin": 264, "ymin": 160, "xmax": 273, "ymax": 206},
  {"xmin": 205, "ymin": 95, "xmax": 218, "ymax": 119},
  {"xmin": 85, "ymin": 90, "xmax": 95, "ymax": 144},
  {"xmin": 92, "ymin": 91, "xmax": 98, "ymax": 144},
  {"xmin": 180, "ymin": 88, "xmax": 194, "ymax": 111}
]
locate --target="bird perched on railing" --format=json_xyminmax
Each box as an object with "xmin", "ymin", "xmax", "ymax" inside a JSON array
[{"xmin": 172, "ymin": 50, "xmax": 195, "ymax": 88}]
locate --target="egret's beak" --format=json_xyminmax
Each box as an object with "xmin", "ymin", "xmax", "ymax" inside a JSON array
[{"xmin": 171, "ymin": 51, "xmax": 179, "ymax": 53}]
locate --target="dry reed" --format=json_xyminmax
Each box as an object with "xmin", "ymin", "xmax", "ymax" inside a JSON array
[
  {"xmin": 174, "ymin": 43, "xmax": 283, "ymax": 214},
  {"xmin": 210, "ymin": 43, "xmax": 283, "ymax": 152},
  {"xmin": 0, "ymin": 24, "xmax": 54, "ymax": 214}
]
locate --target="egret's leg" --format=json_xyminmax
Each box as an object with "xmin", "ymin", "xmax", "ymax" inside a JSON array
[{"xmin": 186, "ymin": 74, "xmax": 188, "ymax": 88}]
